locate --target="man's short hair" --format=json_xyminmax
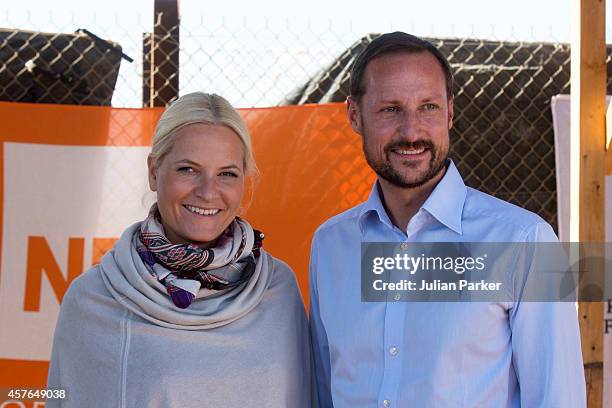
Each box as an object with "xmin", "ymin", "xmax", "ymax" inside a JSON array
[{"xmin": 349, "ymin": 31, "xmax": 454, "ymax": 101}]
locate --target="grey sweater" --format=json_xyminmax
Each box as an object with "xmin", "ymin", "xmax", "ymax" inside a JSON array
[{"xmin": 47, "ymin": 223, "xmax": 313, "ymax": 408}]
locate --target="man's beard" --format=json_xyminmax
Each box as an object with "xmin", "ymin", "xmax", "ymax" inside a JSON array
[{"xmin": 363, "ymin": 136, "xmax": 448, "ymax": 189}]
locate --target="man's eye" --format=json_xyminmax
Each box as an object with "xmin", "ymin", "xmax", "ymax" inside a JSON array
[
  {"xmin": 382, "ymin": 106, "xmax": 399, "ymax": 113},
  {"xmin": 423, "ymin": 103, "xmax": 439, "ymax": 111},
  {"xmin": 177, "ymin": 166, "xmax": 194, "ymax": 173}
]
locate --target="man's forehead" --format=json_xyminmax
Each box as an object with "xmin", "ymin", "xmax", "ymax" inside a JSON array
[
  {"xmin": 361, "ymin": 51, "xmax": 447, "ymax": 98},
  {"xmin": 365, "ymin": 50, "xmax": 443, "ymax": 76}
]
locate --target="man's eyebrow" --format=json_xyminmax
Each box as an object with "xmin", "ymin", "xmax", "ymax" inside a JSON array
[
  {"xmin": 377, "ymin": 94, "xmax": 447, "ymax": 105},
  {"xmin": 377, "ymin": 99, "xmax": 402, "ymax": 105},
  {"xmin": 420, "ymin": 94, "xmax": 446, "ymax": 102}
]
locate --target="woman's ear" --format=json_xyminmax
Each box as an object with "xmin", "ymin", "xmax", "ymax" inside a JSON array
[{"xmin": 147, "ymin": 155, "xmax": 158, "ymax": 192}]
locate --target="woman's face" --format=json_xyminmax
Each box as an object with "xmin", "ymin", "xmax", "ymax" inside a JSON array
[{"xmin": 148, "ymin": 123, "xmax": 245, "ymax": 248}]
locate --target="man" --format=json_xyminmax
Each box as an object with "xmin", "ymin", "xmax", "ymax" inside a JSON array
[{"xmin": 309, "ymin": 32, "xmax": 586, "ymax": 407}]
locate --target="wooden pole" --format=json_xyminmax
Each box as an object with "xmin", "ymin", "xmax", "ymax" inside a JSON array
[
  {"xmin": 607, "ymin": 101, "xmax": 612, "ymax": 174},
  {"xmin": 571, "ymin": 1, "xmax": 606, "ymax": 406},
  {"xmin": 151, "ymin": 0, "xmax": 179, "ymax": 107}
]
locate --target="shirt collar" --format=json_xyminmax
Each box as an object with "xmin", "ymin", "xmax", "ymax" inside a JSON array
[
  {"xmin": 358, "ymin": 180, "xmax": 395, "ymax": 233},
  {"xmin": 421, "ymin": 160, "xmax": 466, "ymax": 234},
  {"xmin": 358, "ymin": 160, "xmax": 466, "ymax": 235}
]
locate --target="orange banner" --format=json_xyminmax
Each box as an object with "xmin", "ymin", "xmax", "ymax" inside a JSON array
[{"xmin": 0, "ymin": 101, "xmax": 374, "ymax": 400}]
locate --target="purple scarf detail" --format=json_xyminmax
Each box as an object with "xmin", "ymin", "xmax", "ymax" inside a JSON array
[{"xmin": 136, "ymin": 204, "xmax": 264, "ymax": 309}]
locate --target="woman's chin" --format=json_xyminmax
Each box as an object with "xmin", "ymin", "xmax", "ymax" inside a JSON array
[{"xmin": 179, "ymin": 232, "xmax": 221, "ymax": 248}]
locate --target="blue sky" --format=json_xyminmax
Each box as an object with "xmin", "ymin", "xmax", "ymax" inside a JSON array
[
  {"xmin": 5, "ymin": 0, "xmax": 578, "ymax": 42},
  {"xmin": 3, "ymin": 0, "xmax": 600, "ymax": 107}
]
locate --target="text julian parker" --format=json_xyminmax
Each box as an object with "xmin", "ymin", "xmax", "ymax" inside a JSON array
[{"xmin": 373, "ymin": 279, "xmax": 503, "ymax": 291}]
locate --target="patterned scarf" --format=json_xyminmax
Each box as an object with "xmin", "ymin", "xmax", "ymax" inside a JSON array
[{"xmin": 136, "ymin": 204, "xmax": 264, "ymax": 309}]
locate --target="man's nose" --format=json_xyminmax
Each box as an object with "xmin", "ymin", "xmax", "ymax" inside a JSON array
[{"xmin": 397, "ymin": 111, "xmax": 422, "ymax": 140}]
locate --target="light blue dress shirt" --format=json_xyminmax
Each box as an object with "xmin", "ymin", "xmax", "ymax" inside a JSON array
[{"xmin": 309, "ymin": 161, "xmax": 586, "ymax": 408}]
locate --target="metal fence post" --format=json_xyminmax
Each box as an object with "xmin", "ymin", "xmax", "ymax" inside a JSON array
[{"xmin": 142, "ymin": 32, "xmax": 153, "ymax": 107}]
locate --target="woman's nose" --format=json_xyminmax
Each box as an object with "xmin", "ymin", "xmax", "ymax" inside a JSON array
[{"xmin": 194, "ymin": 176, "xmax": 219, "ymax": 200}]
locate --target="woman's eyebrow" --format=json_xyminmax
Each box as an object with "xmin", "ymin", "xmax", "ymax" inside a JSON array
[
  {"xmin": 220, "ymin": 164, "xmax": 241, "ymax": 170},
  {"xmin": 173, "ymin": 160, "xmax": 242, "ymax": 171}
]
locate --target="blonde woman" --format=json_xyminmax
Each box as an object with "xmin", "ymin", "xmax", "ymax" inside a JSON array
[{"xmin": 47, "ymin": 92, "xmax": 312, "ymax": 407}]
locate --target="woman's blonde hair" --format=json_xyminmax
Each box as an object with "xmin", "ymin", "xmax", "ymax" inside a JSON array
[{"xmin": 150, "ymin": 92, "xmax": 257, "ymax": 175}]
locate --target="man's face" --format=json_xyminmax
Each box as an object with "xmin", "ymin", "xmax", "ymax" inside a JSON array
[{"xmin": 348, "ymin": 51, "xmax": 454, "ymax": 188}]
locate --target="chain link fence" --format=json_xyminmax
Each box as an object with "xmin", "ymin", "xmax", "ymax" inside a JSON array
[
  {"xmin": 0, "ymin": 27, "xmax": 129, "ymax": 105},
  {"xmin": 279, "ymin": 34, "xmax": 580, "ymax": 230},
  {"xmin": 2, "ymin": 11, "xmax": 608, "ymax": 231}
]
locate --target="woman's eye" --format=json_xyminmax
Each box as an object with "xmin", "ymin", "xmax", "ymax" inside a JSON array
[
  {"xmin": 177, "ymin": 166, "xmax": 194, "ymax": 173},
  {"xmin": 220, "ymin": 171, "xmax": 239, "ymax": 178}
]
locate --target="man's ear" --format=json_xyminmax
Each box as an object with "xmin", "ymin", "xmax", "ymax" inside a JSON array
[
  {"xmin": 147, "ymin": 155, "xmax": 158, "ymax": 192},
  {"xmin": 347, "ymin": 96, "xmax": 363, "ymax": 135},
  {"xmin": 447, "ymin": 96, "xmax": 454, "ymax": 130}
]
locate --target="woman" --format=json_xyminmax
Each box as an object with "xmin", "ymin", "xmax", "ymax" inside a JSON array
[{"xmin": 46, "ymin": 92, "xmax": 312, "ymax": 407}]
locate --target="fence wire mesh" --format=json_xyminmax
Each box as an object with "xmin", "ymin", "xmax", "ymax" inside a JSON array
[
  {"xmin": 1, "ymin": 11, "xmax": 606, "ymax": 231},
  {"xmin": 0, "ymin": 28, "xmax": 126, "ymax": 105},
  {"xmin": 281, "ymin": 35, "xmax": 579, "ymax": 230}
]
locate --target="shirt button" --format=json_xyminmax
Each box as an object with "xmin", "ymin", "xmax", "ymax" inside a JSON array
[
  {"xmin": 400, "ymin": 242, "xmax": 408, "ymax": 250},
  {"xmin": 393, "ymin": 293, "xmax": 401, "ymax": 301},
  {"xmin": 389, "ymin": 346, "xmax": 398, "ymax": 356},
  {"xmin": 383, "ymin": 399, "xmax": 391, "ymax": 407}
]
